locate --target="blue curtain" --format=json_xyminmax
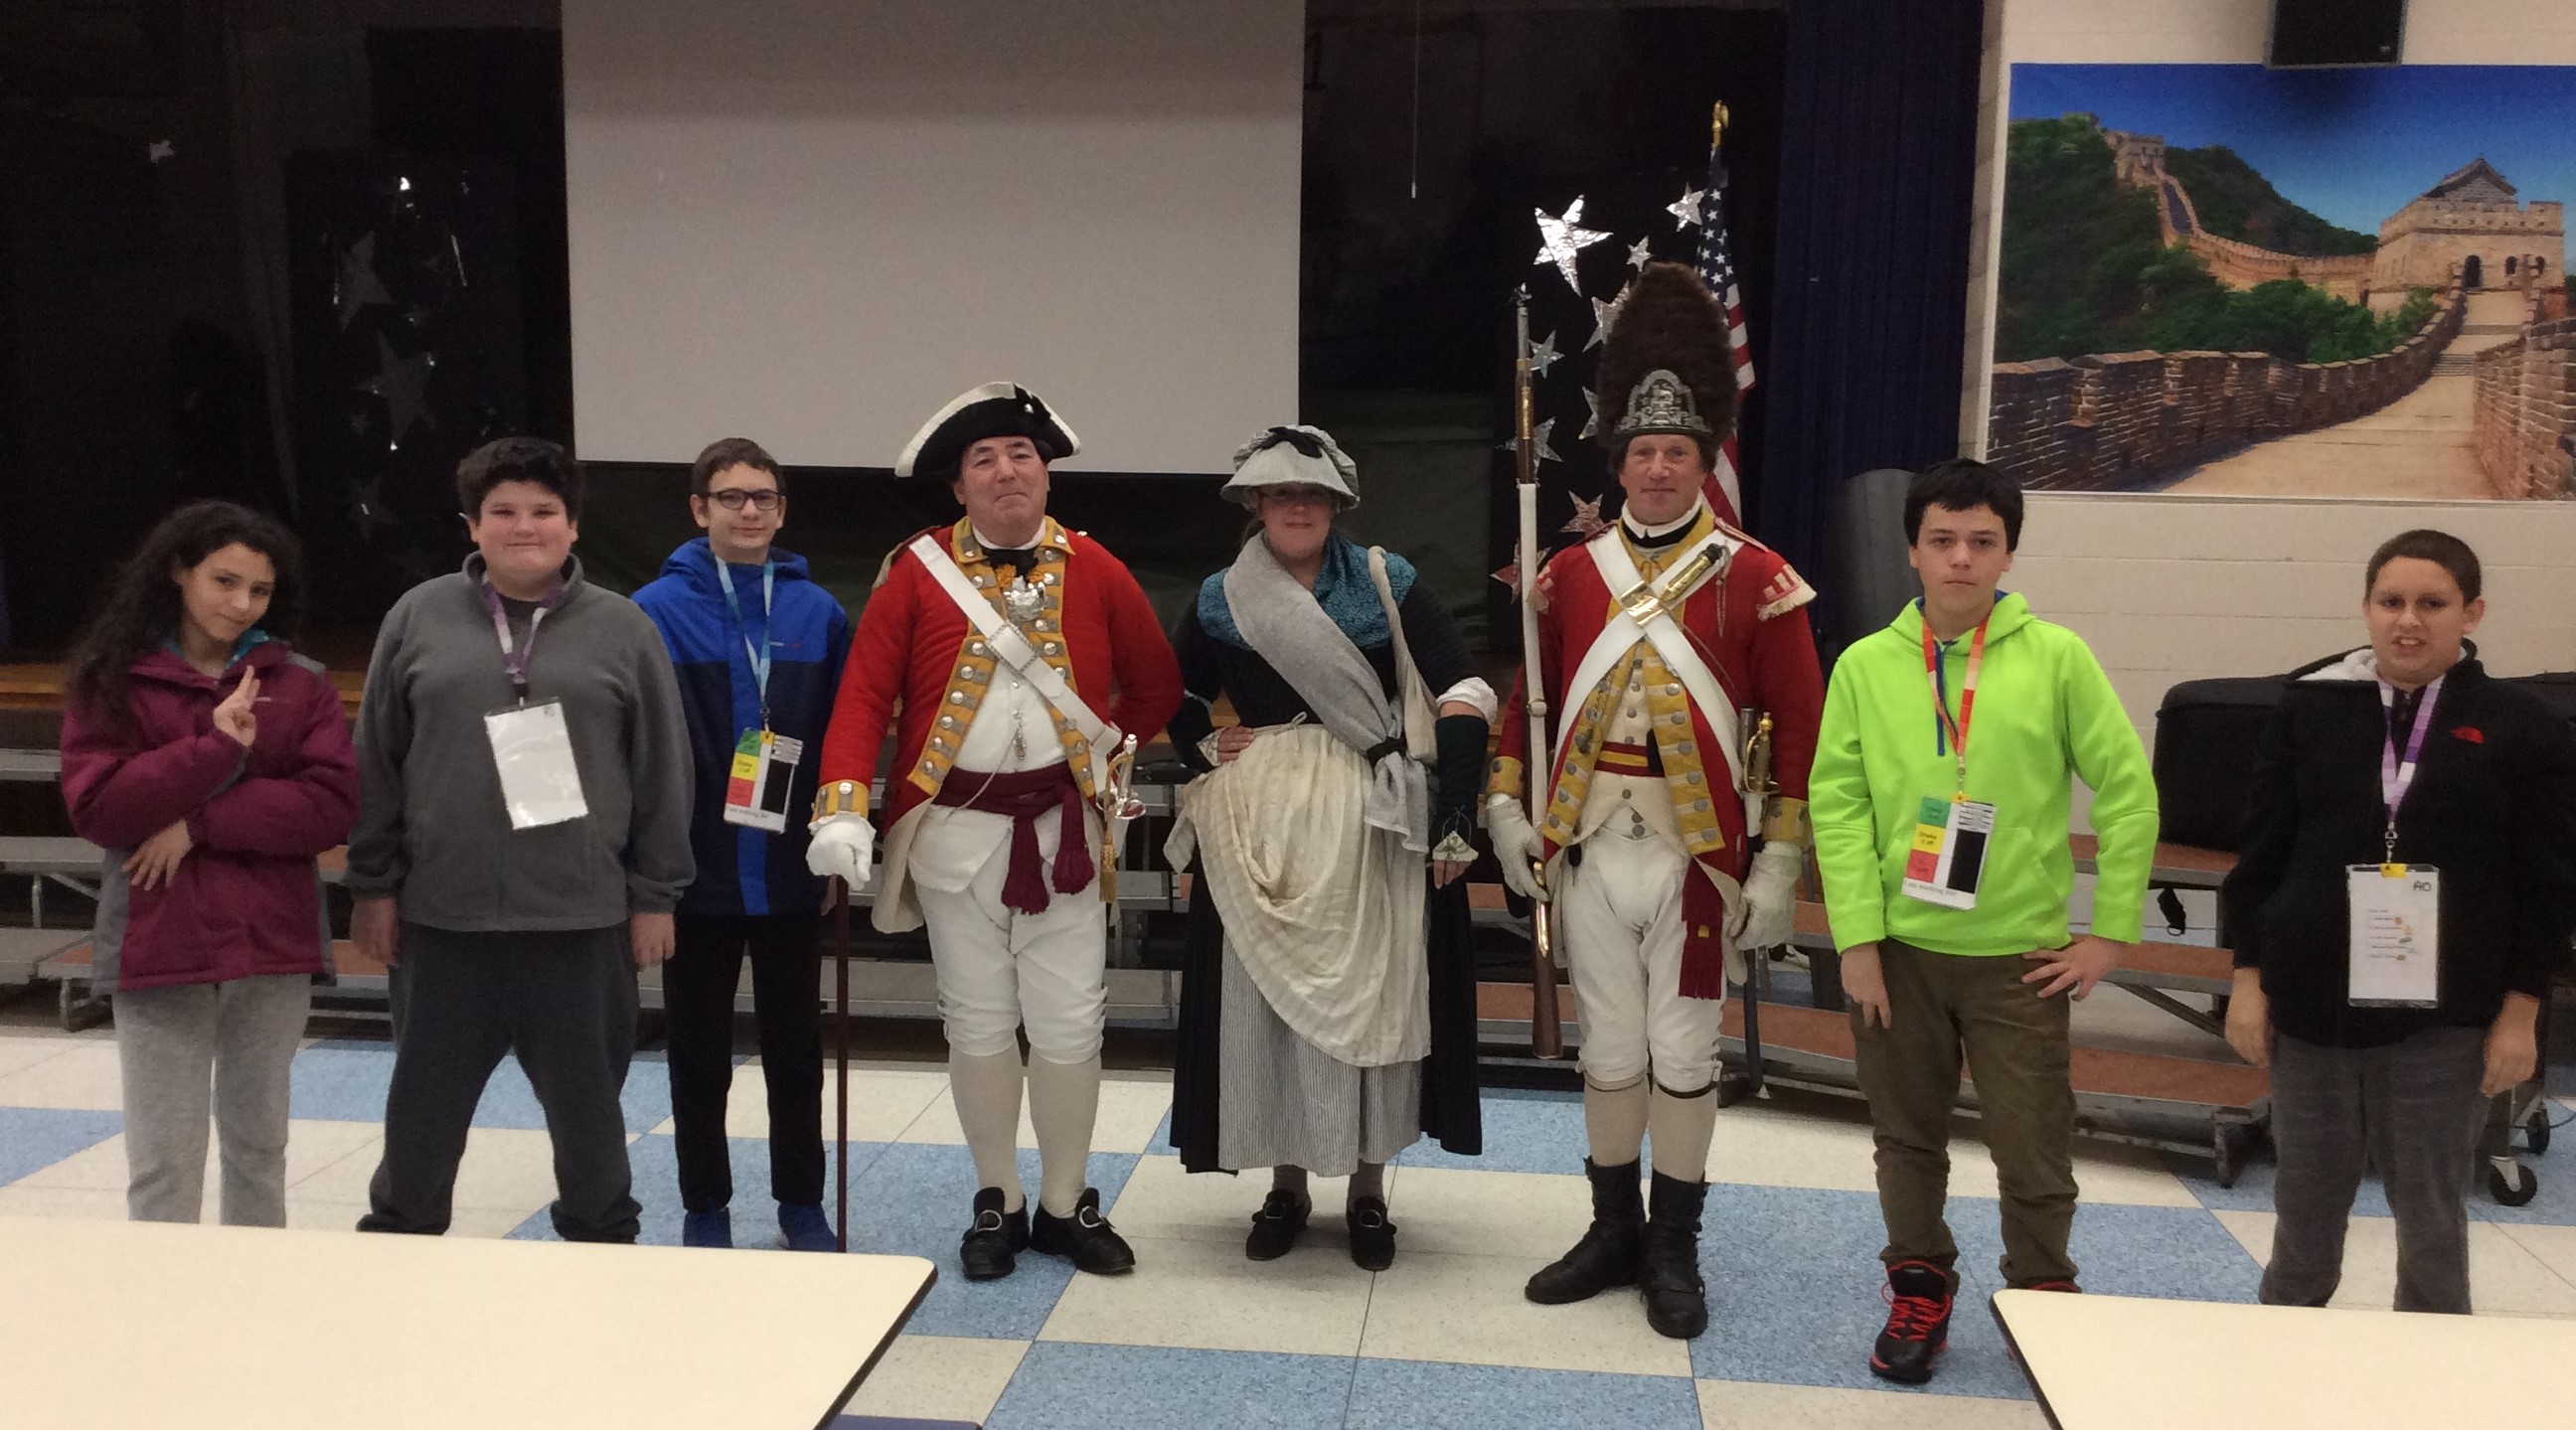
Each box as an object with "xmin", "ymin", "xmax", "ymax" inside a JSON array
[{"xmin": 1760, "ymin": 0, "xmax": 1986, "ymax": 644}]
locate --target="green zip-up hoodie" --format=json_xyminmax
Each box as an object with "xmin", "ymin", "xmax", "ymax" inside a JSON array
[{"xmin": 1812, "ymin": 593, "xmax": 2158, "ymax": 957}]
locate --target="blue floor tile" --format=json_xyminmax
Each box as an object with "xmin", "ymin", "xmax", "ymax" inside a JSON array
[
  {"xmin": 1952, "ymin": 1199, "xmax": 2264, "ymax": 1302},
  {"xmin": 1690, "ymin": 1183, "xmax": 2033, "ymax": 1401},
  {"xmin": 579, "ymin": 1133, "xmax": 890, "ymax": 1247},
  {"xmin": 289, "ymin": 1042, "xmax": 672, "ymax": 1133},
  {"xmin": 1344, "ymin": 1359, "xmax": 1699, "ymax": 1430},
  {"xmin": 985, "ymin": 1344, "xmax": 1355, "ymax": 1430},
  {"xmin": 1393, "ymin": 1091, "xmax": 1587, "ymax": 1175},
  {"xmin": 0, "ymin": 1107, "xmax": 124, "ymax": 1185}
]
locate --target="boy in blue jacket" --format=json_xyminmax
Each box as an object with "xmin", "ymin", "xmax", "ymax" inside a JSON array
[{"xmin": 634, "ymin": 437, "xmax": 853, "ymax": 1249}]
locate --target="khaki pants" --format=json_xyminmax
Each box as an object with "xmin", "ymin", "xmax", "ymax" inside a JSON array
[{"xmin": 1851, "ymin": 939, "xmax": 2077, "ymax": 1288}]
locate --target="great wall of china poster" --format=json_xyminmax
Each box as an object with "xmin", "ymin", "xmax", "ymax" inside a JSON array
[{"xmin": 1985, "ymin": 64, "xmax": 2576, "ymax": 501}]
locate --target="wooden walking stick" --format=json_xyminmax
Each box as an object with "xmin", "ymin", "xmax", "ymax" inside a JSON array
[{"xmin": 834, "ymin": 875, "xmax": 851, "ymax": 1252}]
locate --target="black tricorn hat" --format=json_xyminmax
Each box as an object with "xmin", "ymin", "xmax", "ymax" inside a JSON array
[
  {"xmin": 895, "ymin": 383, "xmax": 1080, "ymax": 480},
  {"xmin": 1593, "ymin": 261, "xmax": 1739, "ymax": 452}
]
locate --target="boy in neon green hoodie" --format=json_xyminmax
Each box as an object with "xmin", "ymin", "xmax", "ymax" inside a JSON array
[{"xmin": 1811, "ymin": 459, "xmax": 2157, "ymax": 1385}]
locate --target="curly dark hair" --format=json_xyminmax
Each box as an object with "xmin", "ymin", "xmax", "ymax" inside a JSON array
[{"xmin": 65, "ymin": 500, "xmax": 305, "ymax": 722}]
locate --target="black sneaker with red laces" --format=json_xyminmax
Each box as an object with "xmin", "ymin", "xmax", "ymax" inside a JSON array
[{"xmin": 1869, "ymin": 1260, "xmax": 1954, "ymax": 1384}]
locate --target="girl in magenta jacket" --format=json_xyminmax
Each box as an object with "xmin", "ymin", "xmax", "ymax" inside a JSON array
[{"xmin": 60, "ymin": 501, "xmax": 358, "ymax": 1225}]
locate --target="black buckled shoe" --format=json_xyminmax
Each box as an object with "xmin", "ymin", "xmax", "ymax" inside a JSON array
[
  {"xmin": 1245, "ymin": 1191, "xmax": 1311, "ymax": 1262},
  {"xmin": 1347, "ymin": 1196, "xmax": 1397, "ymax": 1272},
  {"xmin": 1525, "ymin": 1159, "xmax": 1646, "ymax": 1304},
  {"xmin": 1869, "ymin": 1260, "xmax": 1955, "ymax": 1384},
  {"xmin": 1029, "ymin": 1187, "xmax": 1135, "ymax": 1275},
  {"xmin": 1640, "ymin": 1172, "xmax": 1708, "ymax": 1340},
  {"xmin": 959, "ymin": 1187, "xmax": 1030, "ymax": 1282}
]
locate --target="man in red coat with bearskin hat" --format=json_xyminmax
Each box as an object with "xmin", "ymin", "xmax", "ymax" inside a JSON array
[
  {"xmin": 807, "ymin": 384, "xmax": 1181, "ymax": 1280},
  {"xmin": 1488, "ymin": 264, "xmax": 1827, "ymax": 1339}
]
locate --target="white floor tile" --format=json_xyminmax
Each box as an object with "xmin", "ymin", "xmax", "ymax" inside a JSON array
[
  {"xmin": 289, "ymin": 1125, "xmax": 564, "ymax": 1213},
  {"xmin": 2214, "ymin": 1208, "xmax": 2576, "ymax": 1317},
  {"xmin": 1706, "ymin": 1094, "xmax": 2198, "ymax": 1207},
  {"xmin": 0, "ymin": 1031, "xmax": 92, "ymax": 1081},
  {"xmin": 1102, "ymin": 1152, "xmax": 1360, "ymax": 1247},
  {"xmin": 898, "ymin": 1070, "xmax": 1172, "ymax": 1155},
  {"xmin": 1039, "ymin": 1232, "xmax": 1372, "ymax": 1355},
  {"xmin": 842, "ymin": 1334, "xmax": 1028, "ymax": 1424},
  {"xmin": 1697, "ymin": 1378, "xmax": 2046, "ymax": 1428},
  {"xmin": 703, "ymin": 1064, "xmax": 953, "ymax": 1144},
  {"xmin": 2494, "ymin": 1222, "xmax": 2576, "ymax": 1303},
  {"xmin": 0, "ymin": 1184, "xmax": 129, "ymax": 1219},
  {"xmin": 0, "ymin": 1041, "xmax": 124, "ymax": 1110},
  {"xmin": 1359, "ymin": 1247, "xmax": 1695, "ymax": 1377},
  {"xmin": 1380, "ymin": 1166, "xmax": 1592, "ymax": 1260},
  {"xmin": 10, "ymin": 1119, "xmax": 382, "ymax": 1204},
  {"xmin": 280, "ymin": 1198, "xmax": 532, "ymax": 1239}
]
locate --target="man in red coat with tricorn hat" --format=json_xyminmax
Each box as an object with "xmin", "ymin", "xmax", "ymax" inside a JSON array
[
  {"xmin": 807, "ymin": 383, "xmax": 1181, "ymax": 1281},
  {"xmin": 1488, "ymin": 263, "xmax": 1826, "ymax": 1339}
]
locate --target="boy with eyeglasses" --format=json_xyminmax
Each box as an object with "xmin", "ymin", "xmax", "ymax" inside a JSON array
[{"xmin": 633, "ymin": 437, "xmax": 852, "ymax": 1249}]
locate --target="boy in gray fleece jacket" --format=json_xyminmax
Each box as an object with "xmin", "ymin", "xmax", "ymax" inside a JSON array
[{"xmin": 347, "ymin": 437, "xmax": 693, "ymax": 1242}]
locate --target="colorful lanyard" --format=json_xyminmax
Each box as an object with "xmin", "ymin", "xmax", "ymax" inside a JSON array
[
  {"xmin": 2377, "ymin": 675, "xmax": 2444, "ymax": 862},
  {"xmin": 715, "ymin": 556, "xmax": 776, "ymax": 725},
  {"xmin": 1920, "ymin": 613, "xmax": 1990, "ymax": 799},
  {"xmin": 480, "ymin": 577, "xmax": 565, "ymax": 704}
]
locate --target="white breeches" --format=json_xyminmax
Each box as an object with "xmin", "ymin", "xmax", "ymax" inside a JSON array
[{"xmin": 1557, "ymin": 829, "xmax": 1721, "ymax": 1094}]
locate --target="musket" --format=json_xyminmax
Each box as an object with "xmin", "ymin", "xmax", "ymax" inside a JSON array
[{"xmin": 1514, "ymin": 287, "xmax": 1567, "ymax": 1060}]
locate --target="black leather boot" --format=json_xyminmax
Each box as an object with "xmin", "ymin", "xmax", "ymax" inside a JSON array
[
  {"xmin": 1640, "ymin": 1171, "xmax": 1709, "ymax": 1339},
  {"xmin": 1524, "ymin": 1160, "xmax": 1645, "ymax": 1304},
  {"xmin": 959, "ymin": 1186, "xmax": 1030, "ymax": 1282}
]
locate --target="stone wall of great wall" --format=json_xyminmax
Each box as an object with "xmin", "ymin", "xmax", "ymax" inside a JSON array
[
  {"xmin": 2473, "ymin": 292, "xmax": 2576, "ymax": 499},
  {"xmin": 1986, "ymin": 279, "xmax": 2466, "ymax": 491}
]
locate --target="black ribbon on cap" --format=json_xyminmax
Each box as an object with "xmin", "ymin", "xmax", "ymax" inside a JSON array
[{"xmin": 1250, "ymin": 425, "xmax": 1327, "ymax": 460}]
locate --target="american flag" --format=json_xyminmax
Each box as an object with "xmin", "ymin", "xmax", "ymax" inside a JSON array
[{"xmin": 1697, "ymin": 123, "xmax": 1754, "ymax": 523}]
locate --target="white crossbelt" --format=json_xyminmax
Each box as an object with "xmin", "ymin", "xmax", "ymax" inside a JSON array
[
  {"xmin": 1556, "ymin": 527, "xmax": 1747, "ymax": 799},
  {"xmin": 907, "ymin": 534, "xmax": 1120, "ymax": 798}
]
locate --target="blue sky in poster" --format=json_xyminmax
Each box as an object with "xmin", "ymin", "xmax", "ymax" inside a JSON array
[{"xmin": 2009, "ymin": 65, "xmax": 2576, "ymax": 235}]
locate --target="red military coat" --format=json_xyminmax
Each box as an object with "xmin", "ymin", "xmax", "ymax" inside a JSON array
[
  {"xmin": 817, "ymin": 516, "xmax": 1182, "ymax": 930},
  {"xmin": 1492, "ymin": 506, "xmax": 1826, "ymax": 994}
]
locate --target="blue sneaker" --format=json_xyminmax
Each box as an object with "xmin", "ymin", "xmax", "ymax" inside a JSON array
[
  {"xmin": 776, "ymin": 1202, "xmax": 838, "ymax": 1252},
  {"xmin": 682, "ymin": 1208, "xmax": 732, "ymax": 1249}
]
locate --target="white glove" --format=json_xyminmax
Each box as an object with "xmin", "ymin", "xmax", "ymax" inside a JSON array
[
  {"xmin": 1486, "ymin": 794, "xmax": 1547, "ymax": 901},
  {"xmin": 1727, "ymin": 840, "xmax": 1805, "ymax": 952},
  {"xmin": 805, "ymin": 813, "xmax": 877, "ymax": 887}
]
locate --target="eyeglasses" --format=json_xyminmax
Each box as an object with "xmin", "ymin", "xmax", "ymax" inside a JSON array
[{"xmin": 708, "ymin": 489, "xmax": 782, "ymax": 513}]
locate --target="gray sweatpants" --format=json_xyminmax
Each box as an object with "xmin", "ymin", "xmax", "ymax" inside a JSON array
[
  {"xmin": 113, "ymin": 974, "xmax": 313, "ymax": 1225},
  {"xmin": 2261, "ymin": 1025, "xmax": 2489, "ymax": 1314}
]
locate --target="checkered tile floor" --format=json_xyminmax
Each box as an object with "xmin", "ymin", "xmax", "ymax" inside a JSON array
[{"xmin": 2, "ymin": 1014, "xmax": 2570, "ymax": 1429}]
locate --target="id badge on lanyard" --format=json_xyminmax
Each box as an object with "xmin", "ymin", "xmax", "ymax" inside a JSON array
[
  {"xmin": 724, "ymin": 730, "xmax": 802, "ymax": 832},
  {"xmin": 481, "ymin": 580, "xmax": 588, "ymax": 831},
  {"xmin": 1901, "ymin": 615, "xmax": 1998, "ymax": 909},
  {"xmin": 714, "ymin": 557, "xmax": 796, "ymax": 833},
  {"xmin": 2348, "ymin": 677, "xmax": 2444, "ymax": 1008}
]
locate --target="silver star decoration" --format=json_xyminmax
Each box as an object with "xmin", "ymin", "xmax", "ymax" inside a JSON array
[
  {"xmin": 1532, "ymin": 198, "xmax": 1610, "ymax": 293},
  {"xmin": 1583, "ymin": 294, "xmax": 1623, "ymax": 351},
  {"xmin": 1561, "ymin": 494, "xmax": 1608, "ymax": 538},
  {"xmin": 1579, "ymin": 389, "xmax": 1601, "ymax": 441},
  {"xmin": 348, "ymin": 477, "xmax": 394, "ymax": 541},
  {"xmin": 1529, "ymin": 331, "xmax": 1561, "ymax": 379},
  {"xmin": 1492, "ymin": 560, "xmax": 1524, "ymax": 594},
  {"xmin": 1627, "ymin": 237, "xmax": 1653, "ymax": 270},
  {"xmin": 147, "ymin": 140, "xmax": 175, "ymax": 164},
  {"xmin": 1498, "ymin": 417, "xmax": 1561, "ymax": 466},
  {"xmin": 359, "ymin": 333, "xmax": 435, "ymax": 446},
  {"xmin": 336, "ymin": 233, "xmax": 394, "ymax": 328},
  {"xmin": 1668, "ymin": 187, "xmax": 1706, "ymax": 231}
]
